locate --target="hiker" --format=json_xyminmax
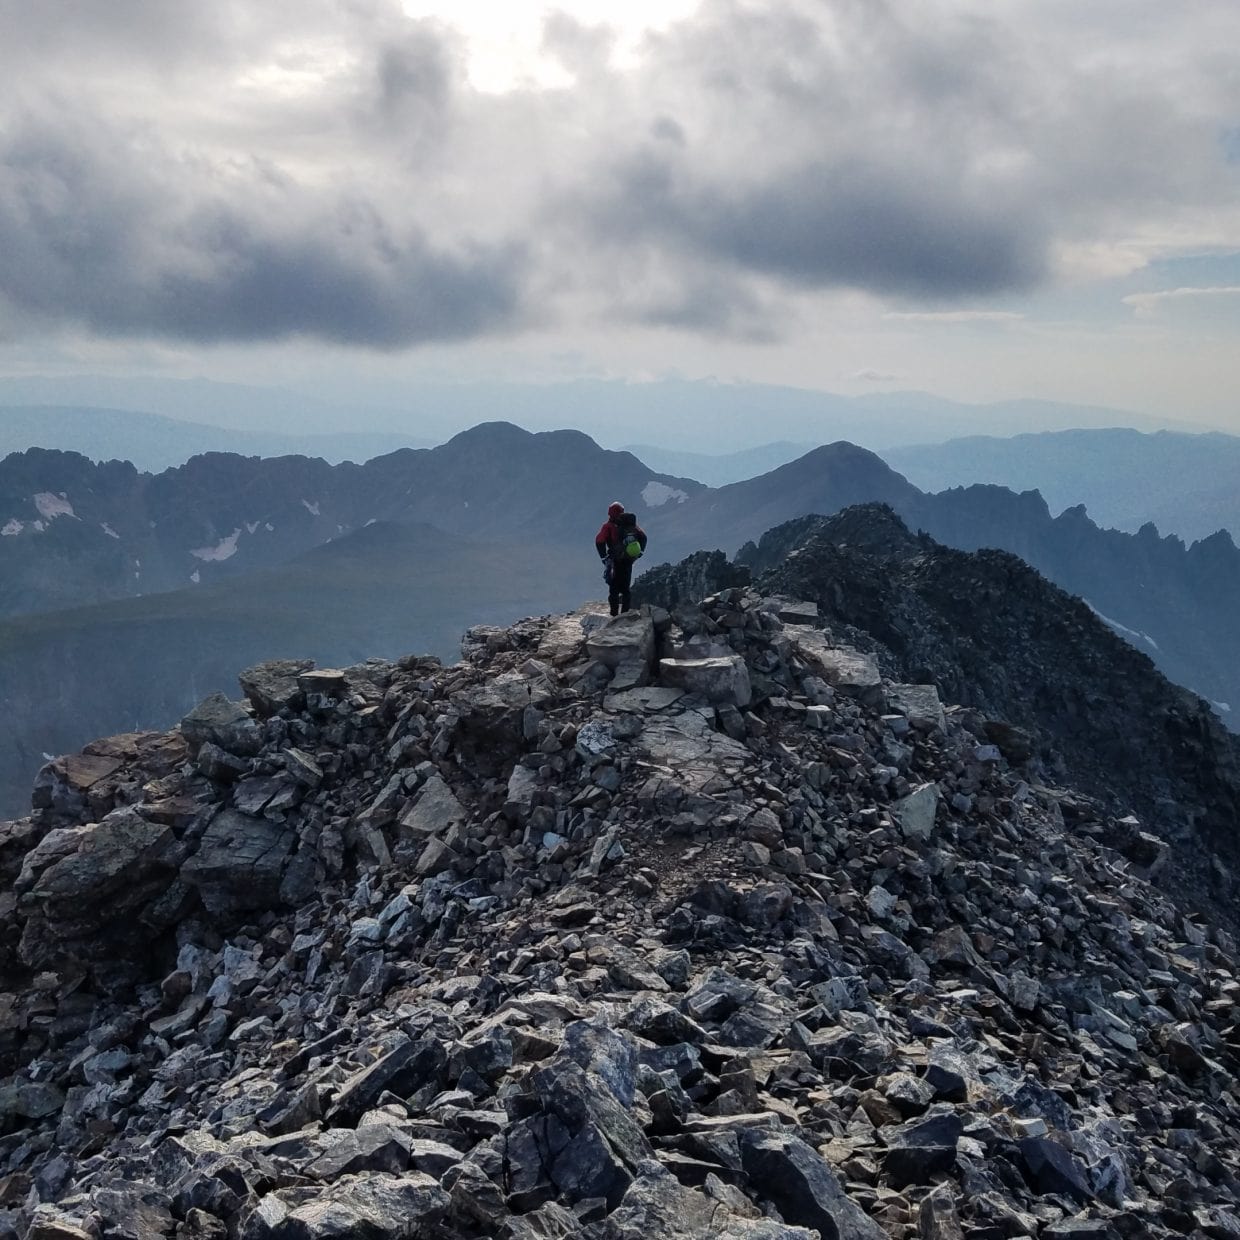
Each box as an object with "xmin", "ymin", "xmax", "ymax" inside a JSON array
[{"xmin": 595, "ymin": 501, "xmax": 647, "ymax": 616}]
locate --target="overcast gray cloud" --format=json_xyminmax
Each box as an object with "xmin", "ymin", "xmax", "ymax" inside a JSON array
[
  {"xmin": 0, "ymin": 0, "xmax": 1237, "ymax": 348},
  {"xmin": 0, "ymin": 108, "xmax": 527, "ymax": 346}
]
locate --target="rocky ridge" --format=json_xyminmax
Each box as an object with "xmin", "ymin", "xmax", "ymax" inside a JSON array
[
  {"xmin": 643, "ymin": 506, "xmax": 1240, "ymax": 938},
  {"xmin": 0, "ymin": 589, "xmax": 1238, "ymax": 1239}
]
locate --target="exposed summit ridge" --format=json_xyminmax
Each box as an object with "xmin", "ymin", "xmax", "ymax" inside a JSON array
[{"xmin": 1, "ymin": 573, "xmax": 1238, "ymax": 1237}]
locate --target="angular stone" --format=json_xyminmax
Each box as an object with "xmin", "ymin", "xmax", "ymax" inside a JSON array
[
  {"xmin": 787, "ymin": 631, "xmax": 883, "ymax": 707},
  {"xmin": 658, "ymin": 656, "xmax": 752, "ymax": 708},
  {"xmin": 738, "ymin": 1129, "xmax": 885, "ymax": 1239},
  {"xmin": 327, "ymin": 1039, "xmax": 448, "ymax": 1126},
  {"xmin": 246, "ymin": 1172, "xmax": 449, "ymax": 1239},
  {"xmin": 239, "ymin": 659, "xmax": 315, "ymax": 717},
  {"xmin": 30, "ymin": 813, "xmax": 176, "ymax": 906},
  {"xmin": 887, "ymin": 684, "xmax": 946, "ymax": 732},
  {"xmin": 297, "ymin": 669, "xmax": 348, "ymax": 697},
  {"xmin": 587, "ymin": 612, "xmax": 656, "ymax": 673},
  {"xmin": 0, "ymin": 1080, "xmax": 65, "ymax": 1121},
  {"xmin": 606, "ymin": 1164, "xmax": 818, "ymax": 1238},
  {"xmin": 893, "ymin": 783, "xmax": 938, "ymax": 842},
  {"xmin": 397, "ymin": 775, "xmax": 465, "ymax": 841},
  {"xmin": 604, "ymin": 686, "xmax": 686, "ymax": 713},
  {"xmin": 414, "ymin": 837, "xmax": 459, "ymax": 877},
  {"xmin": 59, "ymin": 752, "xmax": 123, "ymax": 791},
  {"xmin": 304, "ymin": 1127, "xmax": 412, "ymax": 1180},
  {"xmin": 1018, "ymin": 1137, "xmax": 1093, "ymax": 1202},
  {"xmin": 181, "ymin": 693, "xmax": 263, "ymax": 756},
  {"xmin": 879, "ymin": 1108, "xmax": 964, "ymax": 1187},
  {"xmin": 181, "ymin": 810, "xmax": 296, "ymax": 917}
]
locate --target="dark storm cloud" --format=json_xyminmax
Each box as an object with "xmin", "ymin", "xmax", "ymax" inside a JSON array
[
  {"xmin": 0, "ymin": 114, "xmax": 526, "ymax": 346},
  {"xmin": 582, "ymin": 149, "xmax": 1044, "ymax": 301}
]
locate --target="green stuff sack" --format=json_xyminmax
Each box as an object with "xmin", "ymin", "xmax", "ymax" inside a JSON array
[{"xmin": 624, "ymin": 532, "xmax": 643, "ymax": 559}]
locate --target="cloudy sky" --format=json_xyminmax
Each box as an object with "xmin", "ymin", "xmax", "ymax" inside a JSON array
[{"xmin": 1, "ymin": 0, "xmax": 1238, "ymax": 438}]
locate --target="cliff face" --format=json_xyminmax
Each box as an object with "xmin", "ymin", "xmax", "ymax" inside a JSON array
[{"xmin": 1, "ymin": 583, "xmax": 1238, "ymax": 1238}]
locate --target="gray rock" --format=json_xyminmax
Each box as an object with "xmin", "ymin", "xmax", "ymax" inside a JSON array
[
  {"xmin": 303, "ymin": 1127, "xmax": 412, "ymax": 1180},
  {"xmin": 658, "ymin": 656, "xmax": 753, "ymax": 708},
  {"xmin": 239, "ymin": 660, "xmax": 315, "ymax": 717},
  {"xmin": 327, "ymin": 1039, "xmax": 448, "ymax": 1126},
  {"xmin": 602, "ymin": 1163, "xmax": 818, "ymax": 1238},
  {"xmin": 738, "ymin": 1129, "xmax": 885, "ymax": 1239},
  {"xmin": 397, "ymin": 775, "xmax": 466, "ymax": 842},
  {"xmin": 787, "ymin": 631, "xmax": 883, "ymax": 707},
  {"xmin": 1018, "ymin": 1136, "xmax": 1094, "ymax": 1202},
  {"xmin": 244, "ymin": 1172, "xmax": 449, "ymax": 1239},
  {"xmin": 879, "ymin": 1108, "xmax": 964, "ymax": 1186},
  {"xmin": 181, "ymin": 692, "xmax": 264, "ymax": 756},
  {"xmin": 886, "ymin": 684, "xmax": 946, "ymax": 732},
  {"xmin": 182, "ymin": 810, "xmax": 296, "ymax": 917},
  {"xmin": 587, "ymin": 612, "xmax": 656, "ymax": 674},
  {"xmin": 893, "ymin": 783, "xmax": 938, "ymax": 842}
]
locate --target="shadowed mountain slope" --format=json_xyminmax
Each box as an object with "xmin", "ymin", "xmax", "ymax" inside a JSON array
[{"xmin": 641, "ymin": 504, "xmax": 1240, "ymax": 934}]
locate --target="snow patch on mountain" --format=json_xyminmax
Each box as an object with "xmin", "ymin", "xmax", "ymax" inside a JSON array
[
  {"xmin": 191, "ymin": 529, "xmax": 242, "ymax": 562},
  {"xmin": 1, "ymin": 519, "xmax": 21, "ymax": 536},
  {"xmin": 1086, "ymin": 602, "xmax": 1159, "ymax": 651},
  {"xmin": 34, "ymin": 492, "xmax": 76, "ymax": 520},
  {"xmin": 101, "ymin": 523, "xmax": 120, "ymax": 539},
  {"xmin": 642, "ymin": 480, "xmax": 689, "ymax": 507},
  {"xmin": 302, "ymin": 499, "xmax": 321, "ymax": 516}
]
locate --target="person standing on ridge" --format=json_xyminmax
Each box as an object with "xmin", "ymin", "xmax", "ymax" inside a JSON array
[{"xmin": 595, "ymin": 501, "xmax": 647, "ymax": 616}]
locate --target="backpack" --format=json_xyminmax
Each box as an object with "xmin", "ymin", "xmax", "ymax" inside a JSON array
[{"xmin": 613, "ymin": 511, "xmax": 643, "ymax": 561}]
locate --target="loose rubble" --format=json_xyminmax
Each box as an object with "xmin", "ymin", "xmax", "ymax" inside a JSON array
[{"xmin": 1, "ymin": 586, "xmax": 1239, "ymax": 1239}]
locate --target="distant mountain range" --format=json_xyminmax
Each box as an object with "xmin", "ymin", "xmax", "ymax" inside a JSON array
[
  {"xmin": 2, "ymin": 421, "xmax": 1239, "ymax": 814},
  {"xmin": 0, "ymin": 372, "xmax": 1208, "ymax": 459},
  {"xmin": 882, "ymin": 427, "xmax": 1240, "ymax": 542},
  {"xmin": 0, "ymin": 425, "xmax": 701, "ymax": 615},
  {"xmin": 0, "ymin": 407, "xmax": 428, "ymax": 472}
]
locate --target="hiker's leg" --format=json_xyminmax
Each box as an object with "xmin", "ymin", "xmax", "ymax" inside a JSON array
[
  {"xmin": 618, "ymin": 562, "xmax": 633, "ymax": 612},
  {"xmin": 608, "ymin": 566, "xmax": 621, "ymax": 616}
]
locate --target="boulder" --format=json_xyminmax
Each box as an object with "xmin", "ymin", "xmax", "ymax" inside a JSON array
[
  {"xmin": 181, "ymin": 810, "xmax": 297, "ymax": 917},
  {"xmin": 587, "ymin": 612, "xmax": 656, "ymax": 675},
  {"xmin": 658, "ymin": 656, "xmax": 752, "ymax": 708},
  {"xmin": 181, "ymin": 693, "xmax": 263, "ymax": 756},
  {"xmin": 893, "ymin": 783, "xmax": 938, "ymax": 841},
  {"xmin": 245, "ymin": 1172, "xmax": 449, "ymax": 1239},
  {"xmin": 787, "ymin": 631, "xmax": 883, "ymax": 707},
  {"xmin": 397, "ymin": 775, "xmax": 466, "ymax": 842},
  {"xmin": 738, "ymin": 1129, "xmax": 885, "ymax": 1239},
  {"xmin": 327, "ymin": 1039, "xmax": 448, "ymax": 1126},
  {"xmin": 886, "ymin": 684, "xmax": 946, "ymax": 732},
  {"xmin": 239, "ymin": 660, "xmax": 315, "ymax": 717}
]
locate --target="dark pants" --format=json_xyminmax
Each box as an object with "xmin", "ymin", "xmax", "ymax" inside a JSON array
[{"xmin": 607, "ymin": 558, "xmax": 634, "ymax": 615}]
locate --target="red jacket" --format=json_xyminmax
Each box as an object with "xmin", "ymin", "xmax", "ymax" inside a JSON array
[{"xmin": 596, "ymin": 517, "xmax": 647, "ymax": 561}]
